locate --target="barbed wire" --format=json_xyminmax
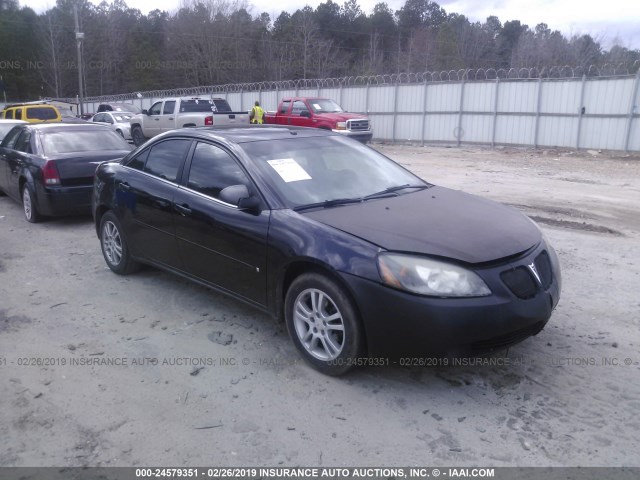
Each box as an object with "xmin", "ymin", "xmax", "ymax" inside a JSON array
[{"xmin": 52, "ymin": 61, "xmax": 640, "ymax": 104}]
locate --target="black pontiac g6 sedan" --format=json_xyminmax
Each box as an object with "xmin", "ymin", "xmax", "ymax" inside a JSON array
[
  {"xmin": 92, "ymin": 126, "xmax": 561, "ymax": 375},
  {"xmin": 0, "ymin": 123, "xmax": 132, "ymax": 222}
]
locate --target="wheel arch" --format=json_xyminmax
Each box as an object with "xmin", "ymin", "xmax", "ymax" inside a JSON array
[
  {"xmin": 277, "ymin": 259, "xmax": 369, "ymax": 353},
  {"xmin": 94, "ymin": 205, "xmax": 110, "ymax": 236},
  {"xmin": 19, "ymin": 171, "xmax": 37, "ymax": 199}
]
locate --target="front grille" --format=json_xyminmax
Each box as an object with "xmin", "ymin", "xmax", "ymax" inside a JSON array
[
  {"xmin": 501, "ymin": 266, "xmax": 538, "ymax": 299},
  {"xmin": 500, "ymin": 250, "xmax": 554, "ymax": 299},
  {"xmin": 347, "ymin": 119, "xmax": 369, "ymax": 131},
  {"xmin": 534, "ymin": 251, "xmax": 553, "ymax": 289}
]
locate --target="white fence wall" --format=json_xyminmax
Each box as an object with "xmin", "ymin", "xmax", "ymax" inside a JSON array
[{"xmin": 83, "ymin": 73, "xmax": 640, "ymax": 152}]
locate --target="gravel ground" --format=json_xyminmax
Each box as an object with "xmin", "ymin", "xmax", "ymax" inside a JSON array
[{"xmin": 0, "ymin": 144, "xmax": 639, "ymax": 467}]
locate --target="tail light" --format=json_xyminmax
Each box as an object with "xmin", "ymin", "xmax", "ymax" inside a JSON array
[
  {"xmin": 42, "ymin": 160, "xmax": 61, "ymax": 186},
  {"xmin": 205, "ymin": 116, "xmax": 213, "ymax": 126}
]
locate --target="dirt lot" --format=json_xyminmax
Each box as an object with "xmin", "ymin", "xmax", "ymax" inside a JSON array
[{"xmin": 1, "ymin": 144, "xmax": 639, "ymax": 467}]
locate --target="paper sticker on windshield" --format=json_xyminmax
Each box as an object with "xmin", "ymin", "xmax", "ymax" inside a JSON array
[
  {"xmin": 312, "ymin": 103, "xmax": 322, "ymax": 110},
  {"xmin": 268, "ymin": 158, "xmax": 312, "ymax": 182}
]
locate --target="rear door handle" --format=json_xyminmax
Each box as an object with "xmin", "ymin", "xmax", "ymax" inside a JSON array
[
  {"xmin": 118, "ymin": 181, "xmax": 131, "ymax": 191},
  {"xmin": 154, "ymin": 199, "xmax": 171, "ymax": 209},
  {"xmin": 174, "ymin": 203, "xmax": 192, "ymax": 216}
]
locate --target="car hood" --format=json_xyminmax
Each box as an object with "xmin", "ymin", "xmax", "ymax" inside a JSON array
[{"xmin": 302, "ymin": 186, "xmax": 541, "ymax": 264}]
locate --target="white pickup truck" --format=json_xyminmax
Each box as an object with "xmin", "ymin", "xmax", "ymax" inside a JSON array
[{"xmin": 129, "ymin": 97, "xmax": 249, "ymax": 146}]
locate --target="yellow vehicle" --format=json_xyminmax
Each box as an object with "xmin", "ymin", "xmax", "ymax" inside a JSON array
[{"xmin": 1, "ymin": 103, "xmax": 61, "ymax": 123}]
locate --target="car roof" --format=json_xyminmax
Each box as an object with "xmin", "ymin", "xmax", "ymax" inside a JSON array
[
  {"xmin": 22, "ymin": 123, "xmax": 111, "ymax": 132},
  {"xmin": 4, "ymin": 102, "xmax": 53, "ymax": 107},
  {"xmin": 167, "ymin": 125, "xmax": 335, "ymax": 144}
]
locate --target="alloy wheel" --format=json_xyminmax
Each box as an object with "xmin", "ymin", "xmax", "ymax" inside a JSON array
[
  {"xmin": 102, "ymin": 220, "xmax": 123, "ymax": 266},
  {"xmin": 293, "ymin": 288, "xmax": 345, "ymax": 361}
]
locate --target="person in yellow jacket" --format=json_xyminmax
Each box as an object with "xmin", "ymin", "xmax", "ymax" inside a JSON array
[{"xmin": 250, "ymin": 101, "xmax": 265, "ymax": 124}]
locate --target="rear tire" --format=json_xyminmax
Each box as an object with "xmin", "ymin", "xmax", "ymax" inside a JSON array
[
  {"xmin": 131, "ymin": 126, "xmax": 147, "ymax": 147},
  {"xmin": 99, "ymin": 211, "xmax": 140, "ymax": 275},
  {"xmin": 285, "ymin": 272, "xmax": 365, "ymax": 376},
  {"xmin": 22, "ymin": 184, "xmax": 43, "ymax": 223}
]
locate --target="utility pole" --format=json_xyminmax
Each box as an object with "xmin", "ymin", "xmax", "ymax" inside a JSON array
[
  {"xmin": 74, "ymin": 2, "xmax": 85, "ymax": 116},
  {"xmin": 0, "ymin": 75, "xmax": 6, "ymax": 105}
]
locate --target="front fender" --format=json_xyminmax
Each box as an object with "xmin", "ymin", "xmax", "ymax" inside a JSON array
[{"xmin": 265, "ymin": 209, "xmax": 380, "ymax": 316}]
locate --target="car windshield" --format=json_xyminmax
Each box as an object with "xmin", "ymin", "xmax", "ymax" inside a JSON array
[
  {"xmin": 112, "ymin": 104, "xmax": 141, "ymax": 113},
  {"xmin": 308, "ymin": 99, "xmax": 343, "ymax": 113},
  {"xmin": 242, "ymin": 135, "xmax": 428, "ymax": 209},
  {"xmin": 41, "ymin": 129, "xmax": 130, "ymax": 154}
]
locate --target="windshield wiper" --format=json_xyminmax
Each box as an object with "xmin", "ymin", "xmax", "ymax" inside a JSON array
[
  {"xmin": 362, "ymin": 184, "xmax": 429, "ymax": 200},
  {"xmin": 293, "ymin": 185, "xmax": 430, "ymax": 212},
  {"xmin": 294, "ymin": 197, "xmax": 363, "ymax": 212}
]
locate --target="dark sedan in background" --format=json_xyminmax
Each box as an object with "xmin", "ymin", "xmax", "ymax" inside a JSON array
[
  {"xmin": 92, "ymin": 126, "xmax": 561, "ymax": 375},
  {"xmin": 0, "ymin": 123, "xmax": 132, "ymax": 222}
]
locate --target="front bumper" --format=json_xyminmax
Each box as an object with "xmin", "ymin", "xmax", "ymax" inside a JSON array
[
  {"xmin": 120, "ymin": 128, "xmax": 132, "ymax": 141},
  {"xmin": 332, "ymin": 129, "xmax": 373, "ymax": 143},
  {"xmin": 35, "ymin": 183, "xmax": 93, "ymax": 216},
  {"xmin": 340, "ymin": 242, "xmax": 561, "ymax": 359}
]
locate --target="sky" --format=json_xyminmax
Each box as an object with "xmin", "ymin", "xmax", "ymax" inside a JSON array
[{"xmin": 18, "ymin": 0, "xmax": 640, "ymax": 50}]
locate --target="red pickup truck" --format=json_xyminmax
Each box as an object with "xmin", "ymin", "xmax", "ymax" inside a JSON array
[{"xmin": 264, "ymin": 97, "xmax": 373, "ymax": 143}]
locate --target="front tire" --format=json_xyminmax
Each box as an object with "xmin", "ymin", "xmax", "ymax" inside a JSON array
[
  {"xmin": 131, "ymin": 126, "xmax": 147, "ymax": 147},
  {"xmin": 22, "ymin": 184, "xmax": 43, "ymax": 223},
  {"xmin": 285, "ymin": 272, "xmax": 364, "ymax": 376},
  {"xmin": 99, "ymin": 211, "xmax": 139, "ymax": 274}
]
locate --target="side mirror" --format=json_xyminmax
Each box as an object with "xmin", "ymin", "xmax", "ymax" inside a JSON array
[
  {"xmin": 142, "ymin": 110, "xmax": 149, "ymax": 115},
  {"xmin": 219, "ymin": 184, "xmax": 261, "ymax": 212},
  {"xmin": 238, "ymin": 196, "xmax": 261, "ymax": 212},
  {"xmin": 300, "ymin": 110, "xmax": 311, "ymax": 118}
]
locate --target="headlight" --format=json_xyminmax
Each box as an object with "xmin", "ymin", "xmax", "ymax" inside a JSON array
[
  {"xmin": 377, "ymin": 253, "xmax": 491, "ymax": 297},
  {"xmin": 335, "ymin": 121, "xmax": 347, "ymax": 130}
]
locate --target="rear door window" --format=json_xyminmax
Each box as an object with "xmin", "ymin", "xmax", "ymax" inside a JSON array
[
  {"xmin": 14, "ymin": 131, "xmax": 32, "ymax": 153},
  {"xmin": 163, "ymin": 101, "xmax": 176, "ymax": 115},
  {"xmin": 143, "ymin": 139, "xmax": 191, "ymax": 182},
  {"xmin": 4, "ymin": 109, "xmax": 14, "ymax": 119},
  {"xmin": 279, "ymin": 100, "xmax": 290, "ymax": 114},
  {"xmin": 127, "ymin": 148, "xmax": 150, "ymax": 171}
]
